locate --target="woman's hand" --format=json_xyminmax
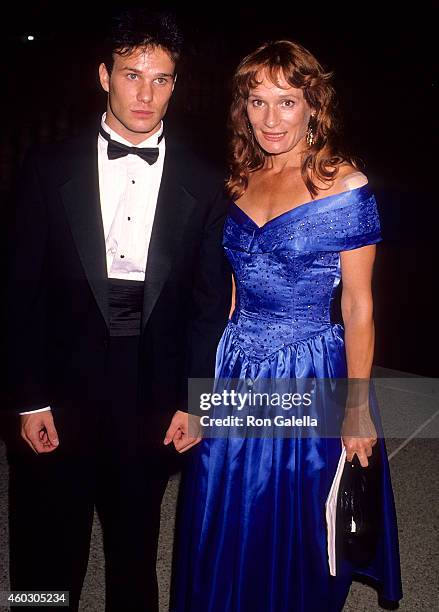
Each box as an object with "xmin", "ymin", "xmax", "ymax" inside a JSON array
[{"xmin": 341, "ymin": 408, "xmax": 377, "ymax": 467}]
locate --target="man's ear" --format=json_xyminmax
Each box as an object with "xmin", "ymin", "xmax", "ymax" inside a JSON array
[
  {"xmin": 98, "ymin": 63, "xmax": 110, "ymax": 93},
  {"xmin": 171, "ymin": 73, "xmax": 178, "ymax": 92}
]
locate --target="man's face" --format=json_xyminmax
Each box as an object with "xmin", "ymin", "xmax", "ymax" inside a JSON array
[{"xmin": 99, "ymin": 45, "xmax": 176, "ymax": 144}]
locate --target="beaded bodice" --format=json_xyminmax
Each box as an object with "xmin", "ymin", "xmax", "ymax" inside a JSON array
[{"xmin": 223, "ymin": 185, "xmax": 381, "ymax": 361}]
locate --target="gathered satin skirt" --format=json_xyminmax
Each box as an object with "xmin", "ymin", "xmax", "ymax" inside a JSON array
[{"xmin": 171, "ymin": 323, "xmax": 402, "ymax": 611}]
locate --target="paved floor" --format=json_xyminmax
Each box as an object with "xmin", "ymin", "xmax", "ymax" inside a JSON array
[{"xmin": 1, "ymin": 368, "xmax": 438, "ymax": 611}]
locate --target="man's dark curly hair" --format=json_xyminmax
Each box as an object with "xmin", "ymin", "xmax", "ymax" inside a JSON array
[{"xmin": 103, "ymin": 8, "xmax": 183, "ymax": 72}]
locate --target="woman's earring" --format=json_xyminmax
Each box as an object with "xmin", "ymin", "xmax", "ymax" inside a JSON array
[{"xmin": 306, "ymin": 114, "xmax": 316, "ymax": 147}]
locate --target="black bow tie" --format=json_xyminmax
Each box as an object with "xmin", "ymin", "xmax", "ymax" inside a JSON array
[{"xmin": 99, "ymin": 126, "xmax": 161, "ymax": 164}]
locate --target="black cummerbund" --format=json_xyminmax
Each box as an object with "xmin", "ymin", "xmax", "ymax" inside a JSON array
[{"xmin": 108, "ymin": 278, "xmax": 144, "ymax": 337}]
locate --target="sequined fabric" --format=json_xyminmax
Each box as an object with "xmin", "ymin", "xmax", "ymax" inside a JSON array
[{"xmin": 224, "ymin": 185, "xmax": 381, "ymax": 362}]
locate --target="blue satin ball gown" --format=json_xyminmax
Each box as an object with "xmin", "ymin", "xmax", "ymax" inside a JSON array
[{"xmin": 172, "ymin": 185, "xmax": 402, "ymax": 612}]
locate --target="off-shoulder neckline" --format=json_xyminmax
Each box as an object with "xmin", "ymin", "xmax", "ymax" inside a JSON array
[{"xmin": 230, "ymin": 184, "xmax": 370, "ymax": 231}]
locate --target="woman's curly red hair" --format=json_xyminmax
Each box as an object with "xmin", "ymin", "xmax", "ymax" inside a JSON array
[{"xmin": 226, "ymin": 40, "xmax": 356, "ymax": 200}]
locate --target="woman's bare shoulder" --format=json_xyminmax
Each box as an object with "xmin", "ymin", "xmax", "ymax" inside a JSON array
[
  {"xmin": 334, "ymin": 164, "xmax": 368, "ymax": 191},
  {"xmin": 312, "ymin": 163, "xmax": 368, "ymax": 200}
]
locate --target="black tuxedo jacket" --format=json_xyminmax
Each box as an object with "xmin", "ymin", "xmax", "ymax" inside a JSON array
[{"xmin": 4, "ymin": 129, "xmax": 232, "ymax": 438}]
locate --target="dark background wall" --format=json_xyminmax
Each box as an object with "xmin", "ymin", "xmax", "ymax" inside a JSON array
[{"xmin": 1, "ymin": 2, "xmax": 437, "ymax": 375}]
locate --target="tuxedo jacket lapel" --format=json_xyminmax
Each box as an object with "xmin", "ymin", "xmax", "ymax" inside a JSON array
[
  {"xmin": 142, "ymin": 145, "xmax": 197, "ymax": 330},
  {"xmin": 60, "ymin": 138, "xmax": 109, "ymax": 327},
  {"xmin": 59, "ymin": 133, "xmax": 196, "ymax": 332}
]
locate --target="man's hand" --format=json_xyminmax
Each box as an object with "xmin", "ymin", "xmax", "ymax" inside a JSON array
[
  {"xmin": 20, "ymin": 411, "xmax": 59, "ymax": 454},
  {"xmin": 163, "ymin": 410, "xmax": 202, "ymax": 453}
]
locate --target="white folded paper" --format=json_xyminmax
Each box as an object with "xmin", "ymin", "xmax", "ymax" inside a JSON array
[{"xmin": 325, "ymin": 441, "xmax": 346, "ymax": 576}]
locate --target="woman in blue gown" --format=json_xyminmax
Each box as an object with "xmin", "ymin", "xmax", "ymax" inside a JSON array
[{"xmin": 171, "ymin": 40, "xmax": 402, "ymax": 611}]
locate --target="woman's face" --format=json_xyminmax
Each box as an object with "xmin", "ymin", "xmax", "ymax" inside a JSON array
[{"xmin": 246, "ymin": 69, "xmax": 312, "ymax": 156}]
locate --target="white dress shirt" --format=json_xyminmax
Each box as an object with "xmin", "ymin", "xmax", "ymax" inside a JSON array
[
  {"xmin": 20, "ymin": 114, "xmax": 165, "ymax": 414},
  {"xmin": 99, "ymin": 113, "xmax": 165, "ymax": 280}
]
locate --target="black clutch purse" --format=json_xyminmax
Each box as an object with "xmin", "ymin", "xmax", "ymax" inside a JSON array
[{"xmin": 336, "ymin": 443, "xmax": 382, "ymax": 568}]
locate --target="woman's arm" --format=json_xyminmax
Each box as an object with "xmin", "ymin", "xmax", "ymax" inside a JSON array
[
  {"xmin": 340, "ymin": 245, "xmax": 375, "ymax": 378},
  {"xmin": 340, "ymin": 244, "xmax": 378, "ymax": 466},
  {"xmin": 229, "ymin": 275, "xmax": 236, "ymax": 319}
]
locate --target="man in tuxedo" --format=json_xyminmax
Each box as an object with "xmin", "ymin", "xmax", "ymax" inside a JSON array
[{"xmin": 4, "ymin": 9, "xmax": 231, "ymax": 611}]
